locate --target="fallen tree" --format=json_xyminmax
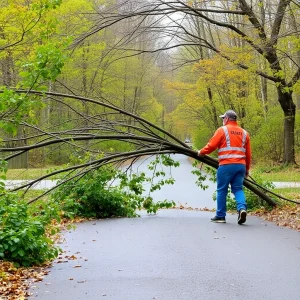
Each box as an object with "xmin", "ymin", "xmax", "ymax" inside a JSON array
[{"xmin": 1, "ymin": 89, "xmax": 298, "ymax": 206}]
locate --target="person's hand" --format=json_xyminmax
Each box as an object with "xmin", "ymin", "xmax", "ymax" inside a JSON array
[
  {"xmin": 197, "ymin": 150, "xmax": 204, "ymax": 157},
  {"xmin": 245, "ymin": 171, "xmax": 249, "ymax": 178}
]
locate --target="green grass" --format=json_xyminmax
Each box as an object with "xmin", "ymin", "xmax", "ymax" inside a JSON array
[
  {"xmin": 5, "ymin": 166, "xmax": 67, "ymax": 180},
  {"xmin": 272, "ymin": 187, "xmax": 300, "ymax": 200},
  {"xmin": 271, "ymin": 188, "xmax": 300, "ymax": 205},
  {"xmin": 6, "ymin": 168, "xmax": 50, "ymax": 180},
  {"xmin": 273, "ymin": 187, "xmax": 300, "ymax": 193},
  {"xmin": 258, "ymin": 172, "xmax": 300, "ymax": 182},
  {"xmin": 6, "ymin": 163, "xmax": 300, "ymax": 182},
  {"xmin": 252, "ymin": 164, "xmax": 300, "ymax": 182}
]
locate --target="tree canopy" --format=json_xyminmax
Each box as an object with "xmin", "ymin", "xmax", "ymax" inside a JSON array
[{"xmin": 1, "ymin": 0, "xmax": 300, "ymax": 203}]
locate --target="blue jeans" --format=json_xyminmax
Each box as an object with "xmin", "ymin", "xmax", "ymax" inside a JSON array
[{"xmin": 216, "ymin": 164, "xmax": 247, "ymax": 217}]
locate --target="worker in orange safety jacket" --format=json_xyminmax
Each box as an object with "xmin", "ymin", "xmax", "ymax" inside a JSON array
[{"xmin": 197, "ymin": 110, "xmax": 251, "ymax": 224}]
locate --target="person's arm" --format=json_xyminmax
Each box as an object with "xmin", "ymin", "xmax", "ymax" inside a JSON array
[{"xmin": 198, "ymin": 128, "xmax": 223, "ymax": 156}]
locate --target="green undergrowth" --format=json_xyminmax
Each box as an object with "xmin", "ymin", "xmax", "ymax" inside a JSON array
[
  {"xmin": 1, "ymin": 154, "xmax": 179, "ymax": 266},
  {"xmin": 50, "ymin": 154, "xmax": 178, "ymax": 219},
  {"xmin": 0, "ymin": 193, "xmax": 61, "ymax": 267}
]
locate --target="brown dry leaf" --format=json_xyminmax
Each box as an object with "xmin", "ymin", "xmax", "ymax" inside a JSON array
[
  {"xmin": 0, "ymin": 261, "xmax": 51, "ymax": 299},
  {"xmin": 57, "ymin": 260, "xmax": 68, "ymax": 263},
  {"xmin": 253, "ymin": 205, "xmax": 300, "ymax": 232},
  {"xmin": 68, "ymin": 255, "xmax": 77, "ymax": 260}
]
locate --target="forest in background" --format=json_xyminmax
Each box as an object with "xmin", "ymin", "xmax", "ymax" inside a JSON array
[{"xmin": 1, "ymin": 0, "xmax": 300, "ymax": 169}]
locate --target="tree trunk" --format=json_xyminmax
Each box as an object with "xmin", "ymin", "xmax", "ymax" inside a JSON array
[
  {"xmin": 207, "ymin": 87, "xmax": 218, "ymax": 129},
  {"xmin": 277, "ymin": 88, "xmax": 296, "ymax": 164}
]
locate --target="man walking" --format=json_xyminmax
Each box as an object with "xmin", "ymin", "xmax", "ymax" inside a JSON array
[{"xmin": 198, "ymin": 110, "xmax": 251, "ymax": 224}]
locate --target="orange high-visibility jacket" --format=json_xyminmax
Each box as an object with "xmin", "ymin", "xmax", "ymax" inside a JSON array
[{"xmin": 200, "ymin": 121, "xmax": 251, "ymax": 173}]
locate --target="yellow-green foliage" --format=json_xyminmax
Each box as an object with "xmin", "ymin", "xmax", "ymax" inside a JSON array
[
  {"xmin": 251, "ymin": 107, "xmax": 284, "ymax": 162},
  {"xmin": 164, "ymin": 53, "xmax": 265, "ymax": 144}
]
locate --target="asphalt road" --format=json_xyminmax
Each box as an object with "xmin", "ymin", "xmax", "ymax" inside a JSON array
[
  {"xmin": 29, "ymin": 209, "xmax": 300, "ymax": 300},
  {"xmin": 28, "ymin": 155, "xmax": 300, "ymax": 299}
]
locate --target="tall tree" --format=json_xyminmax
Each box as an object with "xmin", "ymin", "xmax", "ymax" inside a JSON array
[{"xmin": 76, "ymin": 0, "xmax": 300, "ymax": 164}]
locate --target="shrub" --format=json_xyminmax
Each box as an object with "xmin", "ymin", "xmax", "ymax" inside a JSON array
[
  {"xmin": 51, "ymin": 155, "xmax": 178, "ymax": 219},
  {"xmin": 52, "ymin": 166, "xmax": 133, "ymax": 218},
  {"xmin": 0, "ymin": 193, "xmax": 60, "ymax": 267}
]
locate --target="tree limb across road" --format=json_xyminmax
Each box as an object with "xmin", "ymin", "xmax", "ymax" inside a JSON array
[{"xmin": 0, "ymin": 89, "xmax": 280, "ymax": 206}]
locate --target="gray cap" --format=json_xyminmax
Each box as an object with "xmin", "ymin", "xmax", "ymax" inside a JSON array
[{"xmin": 219, "ymin": 110, "xmax": 237, "ymax": 120}]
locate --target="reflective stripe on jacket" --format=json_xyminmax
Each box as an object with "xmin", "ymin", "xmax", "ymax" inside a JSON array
[
  {"xmin": 218, "ymin": 126, "xmax": 247, "ymax": 160},
  {"xmin": 199, "ymin": 121, "xmax": 251, "ymax": 172}
]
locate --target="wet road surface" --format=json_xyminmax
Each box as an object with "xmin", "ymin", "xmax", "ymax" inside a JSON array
[
  {"xmin": 25, "ymin": 155, "xmax": 300, "ymax": 299},
  {"xmin": 29, "ymin": 210, "xmax": 300, "ymax": 300}
]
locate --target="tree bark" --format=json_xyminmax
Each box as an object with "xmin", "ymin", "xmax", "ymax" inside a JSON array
[{"xmin": 277, "ymin": 88, "xmax": 296, "ymax": 164}]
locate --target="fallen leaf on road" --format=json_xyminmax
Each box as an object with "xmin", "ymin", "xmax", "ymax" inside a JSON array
[{"xmin": 66, "ymin": 255, "xmax": 77, "ymax": 260}]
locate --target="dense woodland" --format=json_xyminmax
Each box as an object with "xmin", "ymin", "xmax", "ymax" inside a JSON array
[{"xmin": 1, "ymin": 0, "xmax": 300, "ymax": 169}]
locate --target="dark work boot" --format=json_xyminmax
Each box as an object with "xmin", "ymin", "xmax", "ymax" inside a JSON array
[
  {"xmin": 210, "ymin": 216, "xmax": 226, "ymax": 223},
  {"xmin": 238, "ymin": 209, "xmax": 247, "ymax": 225}
]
